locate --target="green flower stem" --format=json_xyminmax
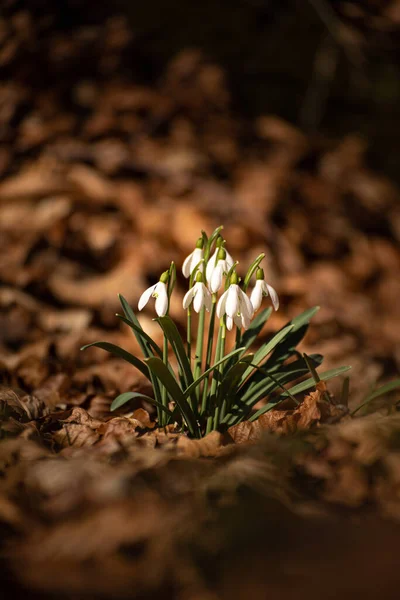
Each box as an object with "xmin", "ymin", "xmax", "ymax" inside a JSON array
[
  {"xmin": 205, "ymin": 415, "xmax": 214, "ymax": 435},
  {"xmin": 161, "ymin": 335, "xmax": 169, "ymax": 426},
  {"xmin": 187, "ymin": 307, "xmax": 192, "ymax": 362},
  {"xmin": 194, "ymin": 307, "xmax": 206, "ymax": 399},
  {"xmin": 201, "ymin": 295, "xmax": 217, "ymax": 416},
  {"xmin": 212, "ymin": 320, "xmax": 226, "ymax": 428}
]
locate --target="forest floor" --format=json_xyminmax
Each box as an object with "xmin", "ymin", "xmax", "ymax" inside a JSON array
[{"xmin": 1, "ymin": 6, "xmax": 400, "ymax": 599}]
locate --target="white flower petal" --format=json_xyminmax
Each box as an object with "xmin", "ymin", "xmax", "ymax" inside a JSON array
[
  {"xmin": 239, "ymin": 288, "xmax": 254, "ymax": 318},
  {"xmin": 226, "ymin": 316, "xmax": 234, "ymax": 330},
  {"xmin": 182, "ymin": 252, "xmax": 194, "ymax": 278},
  {"xmin": 191, "ymin": 248, "xmax": 204, "ymax": 273},
  {"xmin": 249, "ymin": 280, "xmax": 263, "ymax": 312},
  {"xmin": 206, "ymin": 249, "xmax": 218, "ymax": 283},
  {"xmin": 138, "ymin": 284, "xmax": 157, "ymax": 311},
  {"xmin": 210, "ymin": 262, "xmax": 224, "ymax": 293},
  {"xmin": 266, "ymin": 283, "xmax": 279, "ymax": 311},
  {"xmin": 225, "ymin": 249, "xmax": 234, "ymax": 270},
  {"xmin": 155, "ymin": 282, "xmax": 168, "ymax": 317},
  {"xmin": 193, "ymin": 282, "xmax": 204, "ymax": 313},
  {"xmin": 240, "ymin": 310, "xmax": 251, "ymax": 330},
  {"xmin": 225, "ymin": 284, "xmax": 239, "ymax": 318},
  {"xmin": 216, "ymin": 289, "xmax": 229, "ymax": 318},
  {"xmin": 183, "ymin": 286, "xmax": 196, "ymax": 309}
]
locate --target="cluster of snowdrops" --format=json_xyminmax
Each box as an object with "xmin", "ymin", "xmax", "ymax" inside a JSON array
[{"xmin": 83, "ymin": 227, "xmax": 350, "ymax": 438}]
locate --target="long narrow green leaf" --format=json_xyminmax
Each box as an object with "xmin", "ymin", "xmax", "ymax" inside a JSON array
[
  {"xmin": 204, "ymin": 225, "xmax": 223, "ymax": 262},
  {"xmin": 242, "ymin": 253, "xmax": 265, "ymax": 292},
  {"xmin": 183, "ymin": 347, "xmax": 246, "ymax": 400},
  {"xmin": 279, "ymin": 365, "xmax": 352, "ymax": 399},
  {"xmin": 145, "ymin": 357, "xmax": 200, "ymax": 437},
  {"xmin": 341, "ymin": 377, "xmax": 350, "ymax": 407},
  {"xmin": 118, "ymin": 294, "xmax": 149, "ymax": 355},
  {"xmin": 111, "ymin": 391, "xmax": 173, "ymax": 416},
  {"xmin": 116, "ymin": 314, "xmax": 162, "ymax": 357},
  {"xmin": 240, "ymin": 307, "xmax": 272, "ymax": 351},
  {"xmin": 243, "ymin": 353, "xmax": 324, "ymax": 393},
  {"xmin": 239, "ymin": 325, "xmax": 294, "ymax": 383},
  {"xmin": 290, "ymin": 306, "xmax": 321, "ymax": 329},
  {"xmin": 247, "ymin": 366, "xmax": 300, "ymax": 406},
  {"xmin": 303, "ymin": 352, "xmax": 332, "ymax": 404},
  {"xmin": 156, "ymin": 316, "xmax": 194, "ymax": 389},
  {"xmin": 351, "ymin": 378, "xmax": 400, "ymax": 416},
  {"xmin": 80, "ymin": 342, "xmax": 150, "ymax": 381},
  {"xmin": 247, "ymin": 365, "xmax": 352, "ymax": 422},
  {"xmin": 217, "ymin": 355, "xmax": 254, "ymax": 414},
  {"xmin": 265, "ymin": 306, "xmax": 320, "ymax": 369},
  {"xmin": 118, "ymin": 295, "xmax": 163, "ymax": 417},
  {"xmin": 222, "ymin": 355, "xmax": 325, "ymax": 425}
]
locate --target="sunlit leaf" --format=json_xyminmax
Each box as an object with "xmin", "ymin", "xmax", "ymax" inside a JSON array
[
  {"xmin": 80, "ymin": 342, "xmax": 150, "ymax": 380},
  {"xmin": 111, "ymin": 391, "xmax": 173, "ymax": 416},
  {"xmin": 116, "ymin": 314, "xmax": 162, "ymax": 357},
  {"xmin": 145, "ymin": 357, "xmax": 200, "ymax": 437}
]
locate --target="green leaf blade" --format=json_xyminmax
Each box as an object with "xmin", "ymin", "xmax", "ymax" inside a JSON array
[
  {"xmin": 145, "ymin": 357, "xmax": 199, "ymax": 437},
  {"xmin": 111, "ymin": 391, "xmax": 173, "ymax": 416},
  {"xmin": 80, "ymin": 342, "xmax": 150, "ymax": 381}
]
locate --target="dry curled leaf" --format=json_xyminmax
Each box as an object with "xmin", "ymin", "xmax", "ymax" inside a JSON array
[{"xmin": 229, "ymin": 386, "xmax": 349, "ymax": 444}]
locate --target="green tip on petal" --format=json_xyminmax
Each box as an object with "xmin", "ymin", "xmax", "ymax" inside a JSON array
[
  {"xmin": 159, "ymin": 270, "xmax": 169, "ymax": 283},
  {"xmin": 216, "ymin": 235, "xmax": 224, "ymax": 248},
  {"xmin": 256, "ymin": 267, "xmax": 264, "ymax": 280},
  {"xmin": 195, "ymin": 236, "xmax": 204, "ymax": 249},
  {"xmin": 195, "ymin": 270, "xmax": 203, "ymax": 283},
  {"xmin": 217, "ymin": 247, "xmax": 226, "ymax": 260},
  {"xmin": 230, "ymin": 270, "xmax": 239, "ymax": 285}
]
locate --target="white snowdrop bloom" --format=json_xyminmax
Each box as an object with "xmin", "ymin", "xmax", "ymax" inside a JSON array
[
  {"xmin": 138, "ymin": 274, "xmax": 169, "ymax": 317},
  {"xmin": 183, "ymin": 280, "xmax": 212, "ymax": 313},
  {"xmin": 182, "ymin": 246, "xmax": 204, "ymax": 278},
  {"xmin": 206, "ymin": 245, "xmax": 234, "ymax": 286},
  {"xmin": 250, "ymin": 268, "xmax": 279, "ymax": 312},
  {"xmin": 207, "ymin": 247, "xmax": 232, "ymax": 293},
  {"xmin": 209, "ymin": 259, "xmax": 229, "ymax": 293},
  {"xmin": 216, "ymin": 277, "xmax": 254, "ymax": 331}
]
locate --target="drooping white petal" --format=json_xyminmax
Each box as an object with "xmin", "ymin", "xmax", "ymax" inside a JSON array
[
  {"xmin": 193, "ymin": 282, "xmax": 204, "ymax": 313},
  {"xmin": 210, "ymin": 261, "xmax": 224, "ymax": 293},
  {"xmin": 182, "ymin": 248, "xmax": 203, "ymax": 278},
  {"xmin": 250, "ymin": 280, "xmax": 263, "ymax": 312},
  {"xmin": 225, "ymin": 249, "xmax": 234, "ymax": 270},
  {"xmin": 154, "ymin": 282, "xmax": 168, "ymax": 317},
  {"xmin": 239, "ymin": 288, "xmax": 254, "ymax": 319},
  {"xmin": 225, "ymin": 284, "xmax": 239, "ymax": 318},
  {"xmin": 182, "ymin": 252, "xmax": 194, "ymax": 278},
  {"xmin": 240, "ymin": 309, "xmax": 251, "ymax": 330},
  {"xmin": 183, "ymin": 286, "xmax": 196, "ymax": 309},
  {"xmin": 138, "ymin": 284, "xmax": 157, "ymax": 311},
  {"xmin": 206, "ymin": 249, "xmax": 218, "ymax": 283},
  {"xmin": 266, "ymin": 283, "xmax": 279, "ymax": 311},
  {"xmin": 216, "ymin": 289, "xmax": 229, "ymax": 318},
  {"xmin": 227, "ymin": 313, "xmax": 242, "ymax": 331}
]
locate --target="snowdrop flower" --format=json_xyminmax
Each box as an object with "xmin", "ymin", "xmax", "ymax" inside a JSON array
[
  {"xmin": 216, "ymin": 272, "xmax": 254, "ymax": 330},
  {"xmin": 138, "ymin": 271, "xmax": 169, "ymax": 317},
  {"xmin": 206, "ymin": 238, "xmax": 234, "ymax": 287},
  {"xmin": 183, "ymin": 272, "xmax": 212, "ymax": 313},
  {"xmin": 182, "ymin": 237, "xmax": 204, "ymax": 278},
  {"xmin": 250, "ymin": 267, "xmax": 279, "ymax": 312},
  {"xmin": 208, "ymin": 247, "xmax": 232, "ymax": 293}
]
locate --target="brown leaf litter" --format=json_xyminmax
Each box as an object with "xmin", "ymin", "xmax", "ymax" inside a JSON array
[{"xmin": 1, "ymin": 3, "xmax": 400, "ymax": 598}]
